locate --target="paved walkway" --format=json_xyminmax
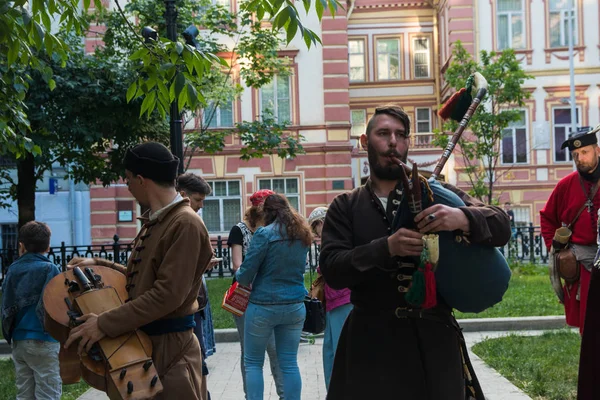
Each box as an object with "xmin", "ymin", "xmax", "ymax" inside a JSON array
[{"xmin": 76, "ymin": 330, "xmax": 555, "ymax": 400}]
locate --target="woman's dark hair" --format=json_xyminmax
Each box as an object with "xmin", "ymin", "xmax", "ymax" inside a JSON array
[
  {"xmin": 19, "ymin": 221, "xmax": 51, "ymax": 253},
  {"xmin": 262, "ymin": 194, "xmax": 312, "ymax": 246},
  {"xmin": 244, "ymin": 206, "xmax": 264, "ymax": 231}
]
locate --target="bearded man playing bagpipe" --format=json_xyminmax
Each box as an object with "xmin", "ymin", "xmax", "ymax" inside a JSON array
[{"xmin": 319, "ymin": 97, "xmax": 512, "ymax": 398}]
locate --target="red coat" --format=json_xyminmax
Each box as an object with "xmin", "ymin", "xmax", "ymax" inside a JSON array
[{"xmin": 540, "ymin": 171, "xmax": 600, "ymax": 250}]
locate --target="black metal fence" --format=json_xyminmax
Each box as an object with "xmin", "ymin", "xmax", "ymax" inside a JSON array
[
  {"xmin": 0, "ymin": 225, "xmax": 548, "ymax": 285},
  {"xmin": 0, "ymin": 234, "xmax": 322, "ymax": 285}
]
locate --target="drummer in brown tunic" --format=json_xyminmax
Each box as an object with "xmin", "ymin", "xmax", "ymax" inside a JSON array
[{"xmin": 64, "ymin": 142, "xmax": 213, "ymax": 400}]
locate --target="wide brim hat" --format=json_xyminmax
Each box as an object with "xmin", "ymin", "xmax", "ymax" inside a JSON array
[{"xmin": 561, "ymin": 125, "xmax": 600, "ymax": 151}]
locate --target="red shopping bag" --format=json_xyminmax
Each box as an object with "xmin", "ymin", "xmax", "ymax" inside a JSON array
[{"xmin": 221, "ymin": 281, "xmax": 251, "ymax": 316}]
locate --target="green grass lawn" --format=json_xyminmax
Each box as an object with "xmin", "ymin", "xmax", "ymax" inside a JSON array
[
  {"xmin": 472, "ymin": 330, "xmax": 580, "ymax": 400},
  {"xmin": 454, "ymin": 274, "xmax": 564, "ymax": 319},
  {"xmin": 0, "ymin": 359, "xmax": 90, "ymax": 399},
  {"xmin": 207, "ymin": 270, "xmax": 564, "ymax": 329}
]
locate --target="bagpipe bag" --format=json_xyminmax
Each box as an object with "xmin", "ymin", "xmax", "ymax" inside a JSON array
[{"xmin": 393, "ymin": 177, "xmax": 511, "ymax": 313}]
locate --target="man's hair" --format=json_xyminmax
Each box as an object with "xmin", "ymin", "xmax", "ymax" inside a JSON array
[
  {"xmin": 504, "ymin": 202, "xmax": 511, "ymax": 206},
  {"xmin": 176, "ymin": 173, "xmax": 212, "ymax": 196},
  {"xmin": 365, "ymin": 105, "xmax": 411, "ymax": 138},
  {"xmin": 19, "ymin": 221, "xmax": 51, "ymax": 253}
]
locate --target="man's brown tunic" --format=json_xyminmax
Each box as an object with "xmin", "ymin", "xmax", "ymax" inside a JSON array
[
  {"xmin": 98, "ymin": 199, "xmax": 213, "ymax": 400},
  {"xmin": 320, "ymin": 180, "xmax": 511, "ymax": 400}
]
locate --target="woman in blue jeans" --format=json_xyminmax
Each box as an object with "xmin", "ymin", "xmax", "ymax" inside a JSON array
[{"xmin": 236, "ymin": 193, "xmax": 312, "ymax": 400}]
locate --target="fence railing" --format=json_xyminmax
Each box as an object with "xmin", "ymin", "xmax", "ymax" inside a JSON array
[
  {"xmin": 0, "ymin": 234, "xmax": 322, "ymax": 285},
  {"xmin": 0, "ymin": 225, "xmax": 548, "ymax": 285}
]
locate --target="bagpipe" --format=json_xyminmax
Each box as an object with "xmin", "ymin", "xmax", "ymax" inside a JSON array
[
  {"xmin": 43, "ymin": 265, "xmax": 163, "ymax": 399},
  {"xmin": 393, "ymin": 72, "xmax": 511, "ymax": 314}
]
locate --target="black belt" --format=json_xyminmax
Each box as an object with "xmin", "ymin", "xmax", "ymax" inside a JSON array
[
  {"xmin": 353, "ymin": 305, "xmax": 453, "ymax": 325},
  {"xmin": 140, "ymin": 315, "xmax": 196, "ymax": 336}
]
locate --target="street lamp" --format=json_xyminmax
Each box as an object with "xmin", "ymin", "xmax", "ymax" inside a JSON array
[{"xmin": 164, "ymin": 0, "xmax": 184, "ymax": 174}]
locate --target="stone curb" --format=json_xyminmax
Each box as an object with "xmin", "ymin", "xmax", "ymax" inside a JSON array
[{"xmin": 0, "ymin": 316, "xmax": 568, "ymax": 353}]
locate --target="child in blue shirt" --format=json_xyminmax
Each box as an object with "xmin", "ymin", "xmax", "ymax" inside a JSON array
[{"xmin": 2, "ymin": 221, "xmax": 62, "ymax": 400}]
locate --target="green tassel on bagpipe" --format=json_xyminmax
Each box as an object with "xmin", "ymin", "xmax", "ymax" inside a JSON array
[{"xmin": 406, "ymin": 247, "xmax": 438, "ymax": 309}]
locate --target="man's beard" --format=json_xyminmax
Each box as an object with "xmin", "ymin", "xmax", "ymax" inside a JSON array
[
  {"xmin": 367, "ymin": 141, "xmax": 408, "ymax": 181},
  {"xmin": 577, "ymin": 159, "xmax": 598, "ymax": 174}
]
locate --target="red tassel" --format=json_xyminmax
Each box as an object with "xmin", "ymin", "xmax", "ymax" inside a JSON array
[
  {"xmin": 438, "ymin": 88, "xmax": 466, "ymax": 120},
  {"xmin": 422, "ymin": 262, "xmax": 437, "ymax": 309}
]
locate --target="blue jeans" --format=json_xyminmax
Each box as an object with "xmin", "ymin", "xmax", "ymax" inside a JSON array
[
  {"xmin": 244, "ymin": 302, "xmax": 306, "ymax": 400},
  {"xmin": 234, "ymin": 313, "xmax": 285, "ymax": 399},
  {"xmin": 322, "ymin": 303, "xmax": 353, "ymax": 390}
]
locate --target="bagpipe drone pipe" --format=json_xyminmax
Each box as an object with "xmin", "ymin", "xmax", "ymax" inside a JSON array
[{"xmin": 391, "ymin": 72, "xmax": 511, "ymax": 314}]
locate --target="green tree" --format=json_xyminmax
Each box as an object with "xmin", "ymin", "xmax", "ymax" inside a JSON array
[
  {"xmin": 3, "ymin": 36, "xmax": 168, "ymax": 227},
  {"xmin": 434, "ymin": 41, "xmax": 533, "ymax": 204},
  {"xmin": 100, "ymin": 0, "xmax": 304, "ymax": 168},
  {"xmin": 0, "ymin": 0, "xmax": 96, "ymax": 157}
]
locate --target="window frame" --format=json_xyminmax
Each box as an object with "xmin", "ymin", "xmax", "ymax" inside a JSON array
[
  {"xmin": 203, "ymin": 101, "xmax": 235, "ymax": 128},
  {"xmin": 203, "ymin": 180, "xmax": 243, "ymax": 233},
  {"xmin": 552, "ymin": 106, "xmax": 581, "ymax": 163},
  {"xmin": 348, "ymin": 38, "xmax": 367, "ymax": 83},
  {"xmin": 374, "ymin": 35, "xmax": 403, "ymax": 81},
  {"xmin": 412, "ymin": 37, "xmax": 431, "ymax": 79},
  {"xmin": 548, "ymin": 0, "xmax": 577, "ymax": 48},
  {"xmin": 259, "ymin": 74, "xmax": 292, "ymax": 123},
  {"xmin": 351, "ymin": 109, "xmax": 367, "ymax": 138},
  {"xmin": 500, "ymin": 109, "xmax": 529, "ymax": 165},
  {"xmin": 257, "ymin": 177, "xmax": 300, "ymax": 210},
  {"xmin": 496, "ymin": 0, "xmax": 526, "ymax": 50}
]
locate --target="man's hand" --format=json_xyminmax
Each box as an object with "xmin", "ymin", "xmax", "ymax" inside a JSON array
[
  {"xmin": 67, "ymin": 257, "xmax": 96, "ymax": 270},
  {"xmin": 414, "ymin": 204, "xmax": 470, "ymax": 234},
  {"xmin": 67, "ymin": 257, "xmax": 110, "ymax": 270},
  {"xmin": 387, "ymin": 228, "xmax": 423, "ymax": 257},
  {"xmin": 64, "ymin": 314, "xmax": 106, "ymax": 355}
]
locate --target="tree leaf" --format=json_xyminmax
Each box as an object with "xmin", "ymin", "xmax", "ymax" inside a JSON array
[
  {"xmin": 174, "ymin": 72, "xmax": 185, "ymax": 98},
  {"xmin": 126, "ymin": 82, "xmax": 137, "ymax": 102}
]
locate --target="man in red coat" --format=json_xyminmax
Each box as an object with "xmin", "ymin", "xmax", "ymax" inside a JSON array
[{"xmin": 540, "ymin": 126, "xmax": 600, "ymax": 335}]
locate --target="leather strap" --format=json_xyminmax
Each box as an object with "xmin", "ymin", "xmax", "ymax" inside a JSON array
[{"xmin": 568, "ymin": 179, "xmax": 600, "ymax": 230}]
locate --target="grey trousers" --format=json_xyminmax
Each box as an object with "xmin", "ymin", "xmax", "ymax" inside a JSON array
[
  {"xmin": 12, "ymin": 340, "xmax": 62, "ymax": 400},
  {"xmin": 234, "ymin": 314, "xmax": 285, "ymax": 399}
]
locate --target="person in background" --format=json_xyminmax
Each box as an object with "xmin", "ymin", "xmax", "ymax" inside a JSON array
[
  {"xmin": 2, "ymin": 221, "xmax": 62, "ymax": 400},
  {"xmin": 504, "ymin": 202, "xmax": 516, "ymax": 237},
  {"xmin": 541, "ymin": 126, "xmax": 600, "ymax": 334},
  {"xmin": 308, "ymin": 206, "xmax": 352, "ymax": 391},
  {"xmin": 177, "ymin": 172, "xmax": 219, "ymax": 399},
  {"xmin": 227, "ymin": 189, "xmax": 285, "ymax": 399},
  {"xmin": 236, "ymin": 194, "xmax": 311, "ymax": 400}
]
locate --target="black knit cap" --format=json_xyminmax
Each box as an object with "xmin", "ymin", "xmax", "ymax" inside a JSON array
[{"xmin": 124, "ymin": 142, "xmax": 179, "ymax": 183}]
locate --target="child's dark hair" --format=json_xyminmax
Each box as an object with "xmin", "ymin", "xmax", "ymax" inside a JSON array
[{"xmin": 19, "ymin": 221, "xmax": 51, "ymax": 253}]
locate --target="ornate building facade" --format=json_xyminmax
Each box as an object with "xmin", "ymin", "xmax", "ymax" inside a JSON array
[{"xmin": 85, "ymin": 0, "xmax": 600, "ymax": 243}]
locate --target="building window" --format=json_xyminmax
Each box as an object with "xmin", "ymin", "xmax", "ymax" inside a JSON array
[
  {"xmin": 348, "ymin": 39, "xmax": 366, "ymax": 83},
  {"xmin": 203, "ymin": 180, "xmax": 242, "ymax": 233},
  {"xmin": 376, "ymin": 38, "xmax": 401, "ymax": 81},
  {"xmin": 260, "ymin": 75, "xmax": 291, "ymax": 123},
  {"xmin": 351, "ymin": 110, "xmax": 366, "ymax": 137},
  {"xmin": 258, "ymin": 178, "xmax": 299, "ymax": 210},
  {"xmin": 413, "ymin": 38, "xmax": 430, "ymax": 78},
  {"xmin": 203, "ymin": 101, "xmax": 234, "ymax": 128},
  {"xmin": 513, "ymin": 206, "xmax": 530, "ymax": 227},
  {"xmin": 549, "ymin": 0, "xmax": 577, "ymax": 47},
  {"xmin": 0, "ymin": 224, "xmax": 18, "ymax": 250},
  {"xmin": 414, "ymin": 108, "xmax": 432, "ymax": 146},
  {"xmin": 497, "ymin": 0, "xmax": 525, "ymax": 50},
  {"xmin": 501, "ymin": 110, "xmax": 528, "ymax": 164},
  {"xmin": 553, "ymin": 107, "xmax": 579, "ymax": 162}
]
